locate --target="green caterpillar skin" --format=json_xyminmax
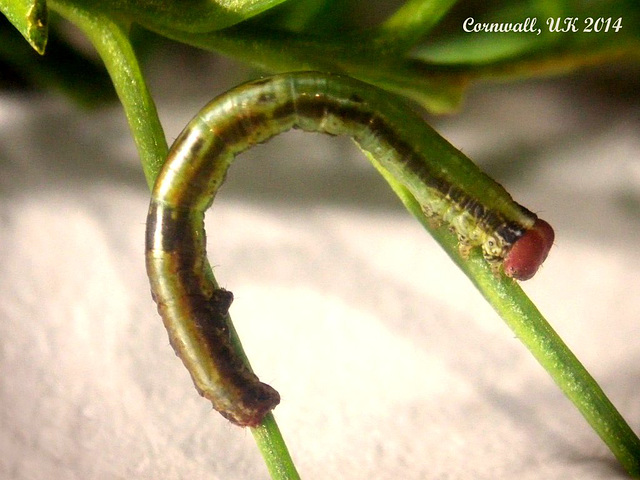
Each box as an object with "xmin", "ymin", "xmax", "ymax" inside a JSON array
[{"xmin": 145, "ymin": 72, "xmax": 553, "ymax": 427}]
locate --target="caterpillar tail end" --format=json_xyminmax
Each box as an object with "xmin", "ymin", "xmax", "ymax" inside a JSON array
[
  {"xmin": 503, "ymin": 219, "xmax": 555, "ymax": 281},
  {"xmin": 217, "ymin": 382, "xmax": 281, "ymax": 428}
]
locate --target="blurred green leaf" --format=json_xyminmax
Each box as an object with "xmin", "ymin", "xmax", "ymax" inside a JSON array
[
  {"xmin": 71, "ymin": 0, "xmax": 290, "ymax": 33},
  {"xmin": 415, "ymin": 0, "xmax": 640, "ymax": 66},
  {"xmin": 0, "ymin": 0, "xmax": 48, "ymax": 53},
  {"xmin": 5, "ymin": 0, "xmax": 639, "ymax": 113},
  {"xmin": 0, "ymin": 14, "xmax": 114, "ymax": 103}
]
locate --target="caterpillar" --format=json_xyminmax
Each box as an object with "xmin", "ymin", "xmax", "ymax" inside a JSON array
[{"xmin": 145, "ymin": 72, "xmax": 554, "ymax": 427}]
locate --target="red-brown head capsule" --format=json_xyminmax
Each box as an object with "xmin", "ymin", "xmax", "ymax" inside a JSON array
[{"xmin": 503, "ymin": 219, "xmax": 554, "ymax": 281}]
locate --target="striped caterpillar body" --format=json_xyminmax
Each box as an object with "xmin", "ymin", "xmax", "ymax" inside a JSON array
[{"xmin": 145, "ymin": 72, "xmax": 554, "ymax": 427}]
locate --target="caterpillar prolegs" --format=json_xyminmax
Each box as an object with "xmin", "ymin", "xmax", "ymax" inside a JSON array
[{"xmin": 145, "ymin": 72, "xmax": 554, "ymax": 427}]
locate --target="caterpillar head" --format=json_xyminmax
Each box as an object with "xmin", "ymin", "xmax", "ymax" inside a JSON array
[{"xmin": 503, "ymin": 219, "xmax": 554, "ymax": 281}]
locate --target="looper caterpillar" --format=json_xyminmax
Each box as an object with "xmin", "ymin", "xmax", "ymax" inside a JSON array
[{"xmin": 145, "ymin": 72, "xmax": 554, "ymax": 427}]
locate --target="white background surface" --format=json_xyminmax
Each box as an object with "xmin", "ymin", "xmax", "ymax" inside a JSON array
[{"xmin": 1, "ymin": 49, "xmax": 639, "ymax": 479}]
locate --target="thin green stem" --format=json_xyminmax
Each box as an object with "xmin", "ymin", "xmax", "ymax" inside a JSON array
[
  {"xmin": 368, "ymin": 152, "xmax": 640, "ymax": 478},
  {"xmin": 251, "ymin": 415, "xmax": 302, "ymax": 480},
  {"xmin": 50, "ymin": 0, "xmax": 167, "ymax": 188}
]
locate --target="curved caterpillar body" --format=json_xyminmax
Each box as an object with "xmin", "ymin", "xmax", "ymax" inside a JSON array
[{"xmin": 145, "ymin": 72, "xmax": 554, "ymax": 427}]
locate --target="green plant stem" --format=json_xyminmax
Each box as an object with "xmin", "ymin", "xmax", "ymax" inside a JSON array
[
  {"xmin": 252, "ymin": 414, "xmax": 302, "ymax": 480},
  {"xmin": 369, "ymin": 153, "xmax": 640, "ymax": 478},
  {"xmin": 48, "ymin": 3, "xmax": 300, "ymax": 479},
  {"xmin": 51, "ymin": 0, "xmax": 167, "ymax": 189}
]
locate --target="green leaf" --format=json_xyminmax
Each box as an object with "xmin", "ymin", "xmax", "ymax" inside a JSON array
[
  {"xmin": 377, "ymin": 0, "xmax": 460, "ymax": 50},
  {"xmin": 154, "ymin": 23, "xmax": 467, "ymax": 113},
  {"xmin": 0, "ymin": 0, "xmax": 48, "ymax": 54},
  {"xmin": 71, "ymin": 0, "xmax": 290, "ymax": 34},
  {"xmin": 414, "ymin": 0, "xmax": 640, "ymax": 67},
  {"xmin": 0, "ymin": 15, "xmax": 114, "ymax": 105}
]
